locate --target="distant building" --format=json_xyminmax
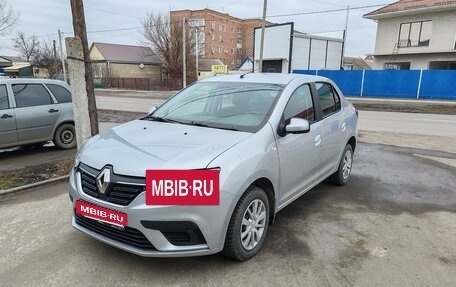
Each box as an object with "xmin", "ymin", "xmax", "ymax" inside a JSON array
[
  {"xmin": 170, "ymin": 8, "xmax": 270, "ymax": 70},
  {"xmin": 342, "ymin": 57, "xmax": 372, "ymax": 70},
  {"xmin": 197, "ymin": 58, "xmax": 225, "ymax": 80},
  {"xmin": 364, "ymin": 0, "xmax": 456, "ymax": 70},
  {"xmin": 89, "ymin": 42, "xmax": 162, "ymax": 79}
]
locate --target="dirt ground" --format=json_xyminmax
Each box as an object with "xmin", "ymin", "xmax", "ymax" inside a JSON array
[{"xmin": 350, "ymin": 100, "xmax": 456, "ymax": 115}]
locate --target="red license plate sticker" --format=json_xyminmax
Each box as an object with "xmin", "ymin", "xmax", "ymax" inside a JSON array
[
  {"xmin": 145, "ymin": 170, "xmax": 220, "ymax": 205},
  {"xmin": 76, "ymin": 200, "xmax": 128, "ymax": 227}
]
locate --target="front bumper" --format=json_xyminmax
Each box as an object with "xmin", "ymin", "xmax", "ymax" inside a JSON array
[{"xmin": 69, "ymin": 169, "xmax": 237, "ymax": 257}]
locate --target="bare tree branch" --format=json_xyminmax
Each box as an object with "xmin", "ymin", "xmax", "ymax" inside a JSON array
[
  {"xmin": 0, "ymin": 0, "xmax": 19, "ymax": 36},
  {"xmin": 33, "ymin": 40, "xmax": 61, "ymax": 79},
  {"xmin": 13, "ymin": 32, "xmax": 40, "ymax": 62},
  {"xmin": 141, "ymin": 12, "xmax": 196, "ymax": 85}
]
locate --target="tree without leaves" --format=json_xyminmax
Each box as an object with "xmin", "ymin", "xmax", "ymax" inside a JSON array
[
  {"xmin": 141, "ymin": 13, "xmax": 196, "ymax": 87},
  {"xmin": 0, "ymin": 0, "xmax": 18, "ymax": 36},
  {"xmin": 13, "ymin": 32, "xmax": 40, "ymax": 62},
  {"xmin": 33, "ymin": 40, "xmax": 61, "ymax": 79}
]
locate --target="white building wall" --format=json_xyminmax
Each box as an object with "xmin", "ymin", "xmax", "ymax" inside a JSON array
[{"xmin": 374, "ymin": 9, "xmax": 456, "ymax": 55}]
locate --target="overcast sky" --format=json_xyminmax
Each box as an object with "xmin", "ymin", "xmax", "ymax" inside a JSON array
[{"xmin": 0, "ymin": 0, "xmax": 387, "ymax": 58}]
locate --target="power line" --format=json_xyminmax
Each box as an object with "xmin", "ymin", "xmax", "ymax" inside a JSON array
[{"xmin": 267, "ymin": 4, "xmax": 387, "ymax": 18}]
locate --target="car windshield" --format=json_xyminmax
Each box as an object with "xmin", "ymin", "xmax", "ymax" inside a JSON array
[{"xmin": 148, "ymin": 81, "xmax": 284, "ymax": 133}]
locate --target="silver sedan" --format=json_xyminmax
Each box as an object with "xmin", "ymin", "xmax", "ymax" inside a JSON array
[{"xmin": 69, "ymin": 73, "xmax": 358, "ymax": 261}]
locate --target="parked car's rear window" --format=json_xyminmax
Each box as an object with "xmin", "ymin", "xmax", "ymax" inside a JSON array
[
  {"xmin": 12, "ymin": 84, "xmax": 53, "ymax": 108},
  {"xmin": 46, "ymin": 84, "xmax": 72, "ymax": 103},
  {"xmin": 0, "ymin": 85, "xmax": 8, "ymax": 110}
]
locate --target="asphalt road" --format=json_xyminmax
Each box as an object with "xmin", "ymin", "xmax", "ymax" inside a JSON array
[
  {"xmin": 96, "ymin": 95, "xmax": 456, "ymax": 137},
  {"xmin": 1, "ymin": 143, "xmax": 455, "ymax": 286}
]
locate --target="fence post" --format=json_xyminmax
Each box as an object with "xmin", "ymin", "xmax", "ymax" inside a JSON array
[
  {"xmin": 360, "ymin": 69, "xmax": 366, "ymax": 97},
  {"xmin": 416, "ymin": 69, "xmax": 423, "ymax": 99},
  {"xmin": 315, "ymin": 70, "xmax": 318, "ymax": 76}
]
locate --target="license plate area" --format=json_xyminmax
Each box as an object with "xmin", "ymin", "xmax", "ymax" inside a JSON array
[{"xmin": 75, "ymin": 200, "xmax": 128, "ymax": 228}]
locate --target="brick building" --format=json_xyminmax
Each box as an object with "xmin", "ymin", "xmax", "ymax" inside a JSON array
[{"xmin": 170, "ymin": 9, "xmax": 267, "ymax": 70}]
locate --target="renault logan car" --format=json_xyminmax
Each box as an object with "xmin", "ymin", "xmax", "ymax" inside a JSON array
[
  {"xmin": 69, "ymin": 73, "xmax": 358, "ymax": 261},
  {"xmin": 0, "ymin": 79, "xmax": 75, "ymax": 149}
]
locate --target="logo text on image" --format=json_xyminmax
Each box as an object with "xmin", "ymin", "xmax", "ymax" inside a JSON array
[
  {"xmin": 146, "ymin": 170, "xmax": 220, "ymax": 205},
  {"xmin": 76, "ymin": 201, "xmax": 127, "ymax": 227}
]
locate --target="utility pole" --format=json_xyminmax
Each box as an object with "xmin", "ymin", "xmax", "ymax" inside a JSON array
[
  {"xmin": 258, "ymin": 0, "xmax": 268, "ymax": 73},
  {"xmin": 70, "ymin": 0, "xmax": 99, "ymax": 135},
  {"xmin": 53, "ymin": 40, "xmax": 58, "ymax": 79},
  {"xmin": 66, "ymin": 37, "xmax": 92, "ymax": 149},
  {"xmin": 58, "ymin": 29, "xmax": 67, "ymax": 82},
  {"xmin": 182, "ymin": 17, "xmax": 187, "ymax": 88},
  {"xmin": 341, "ymin": 5, "xmax": 350, "ymax": 69}
]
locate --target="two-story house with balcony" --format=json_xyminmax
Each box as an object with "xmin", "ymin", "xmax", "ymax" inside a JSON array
[{"xmin": 364, "ymin": 0, "xmax": 456, "ymax": 70}]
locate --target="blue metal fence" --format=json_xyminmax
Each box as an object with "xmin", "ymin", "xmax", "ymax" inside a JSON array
[{"xmin": 293, "ymin": 69, "xmax": 456, "ymax": 100}]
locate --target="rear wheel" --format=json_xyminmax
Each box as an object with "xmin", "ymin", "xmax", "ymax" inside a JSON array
[
  {"xmin": 223, "ymin": 186, "xmax": 270, "ymax": 261},
  {"xmin": 53, "ymin": 123, "xmax": 76, "ymax": 150},
  {"xmin": 329, "ymin": 144, "xmax": 354, "ymax": 186}
]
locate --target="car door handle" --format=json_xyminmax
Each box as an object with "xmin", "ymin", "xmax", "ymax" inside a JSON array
[
  {"xmin": 1, "ymin": 113, "xmax": 13, "ymax": 119},
  {"xmin": 341, "ymin": 122, "xmax": 347, "ymax": 132},
  {"xmin": 48, "ymin": 109, "xmax": 59, "ymax": 113},
  {"xmin": 314, "ymin": 135, "xmax": 322, "ymax": 147}
]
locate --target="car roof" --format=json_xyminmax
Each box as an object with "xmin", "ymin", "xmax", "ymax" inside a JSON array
[
  {"xmin": 200, "ymin": 73, "xmax": 329, "ymax": 85},
  {"xmin": 0, "ymin": 78, "xmax": 68, "ymax": 85}
]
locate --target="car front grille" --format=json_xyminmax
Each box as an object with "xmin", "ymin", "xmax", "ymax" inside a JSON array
[
  {"xmin": 78, "ymin": 163, "xmax": 145, "ymax": 206},
  {"xmin": 75, "ymin": 213, "xmax": 156, "ymax": 250}
]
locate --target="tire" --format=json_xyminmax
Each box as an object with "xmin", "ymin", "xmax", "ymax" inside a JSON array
[
  {"xmin": 53, "ymin": 123, "xmax": 76, "ymax": 150},
  {"xmin": 329, "ymin": 144, "xmax": 354, "ymax": 186},
  {"xmin": 223, "ymin": 186, "xmax": 270, "ymax": 261}
]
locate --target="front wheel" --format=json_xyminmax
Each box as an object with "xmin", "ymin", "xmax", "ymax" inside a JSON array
[
  {"xmin": 53, "ymin": 123, "xmax": 76, "ymax": 150},
  {"xmin": 329, "ymin": 144, "xmax": 354, "ymax": 186},
  {"xmin": 223, "ymin": 186, "xmax": 270, "ymax": 261}
]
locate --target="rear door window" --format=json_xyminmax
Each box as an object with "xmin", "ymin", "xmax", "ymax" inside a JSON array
[
  {"xmin": 12, "ymin": 84, "xmax": 53, "ymax": 108},
  {"xmin": 316, "ymin": 82, "xmax": 341, "ymax": 118},
  {"xmin": 0, "ymin": 84, "xmax": 9, "ymax": 110},
  {"xmin": 46, "ymin": 84, "xmax": 72, "ymax": 103}
]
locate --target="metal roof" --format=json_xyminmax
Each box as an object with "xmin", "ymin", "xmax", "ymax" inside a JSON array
[
  {"xmin": 91, "ymin": 42, "xmax": 162, "ymax": 65},
  {"xmin": 364, "ymin": 0, "xmax": 456, "ymax": 18}
]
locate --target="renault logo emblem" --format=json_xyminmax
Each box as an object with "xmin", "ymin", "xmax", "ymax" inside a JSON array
[{"xmin": 96, "ymin": 167, "xmax": 112, "ymax": 195}]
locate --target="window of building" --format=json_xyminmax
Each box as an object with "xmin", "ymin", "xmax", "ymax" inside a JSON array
[
  {"xmin": 283, "ymin": 84, "xmax": 314, "ymax": 124},
  {"xmin": 315, "ymin": 83, "xmax": 340, "ymax": 118},
  {"xmin": 384, "ymin": 62, "xmax": 411, "ymax": 70},
  {"xmin": 232, "ymin": 59, "xmax": 235, "ymax": 65},
  {"xmin": 211, "ymin": 22, "xmax": 215, "ymax": 30},
  {"xmin": 237, "ymin": 28, "xmax": 242, "ymax": 35},
  {"xmin": 12, "ymin": 84, "xmax": 53, "ymax": 108},
  {"xmin": 222, "ymin": 24, "xmax": 226, "ymax": 31},
  {"xmin": 219, "ymin": 46, "xmax": 223, "ymax": 53},
  {"xmin": 46, "ymin": 84, "xmax": 72, "ymax": 103},
  {"xmin": 398, "ymin": 21, "xmax": 432, "ymax": 47},
  {"xmin": 219, "ymin": 24, "xmax": 223, "ymax": 30},
  {"xmin": 231, "ymin": 26, "xmax": 234, "ymax": 33},
  {"xmin": 211, "ymin": 46, "xmax": 215, "ymax": 54},
  {"xmin": 0, "ymin": 84, "xmax": 9, "ymax": 110},
  {"xmin": 219, "ymin": 35, "xmax": 223, "ymax": 42},
  {"xmin": 231, "ymin": 48, "xmax": 234, "ymax": 54},
  {"xmin": 237, "ymin": 48, "xmax": 242, "ymax": 55},
  {"xmin": 237, "ymin": 38, "xmax": 242, "ymax": 45},
  {"xmin": 212, "ymin": 34, "xmax": 215, "ymax": 41}
]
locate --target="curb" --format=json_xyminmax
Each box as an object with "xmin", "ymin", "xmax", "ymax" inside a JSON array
[{"xmin": 0, "ymin": 175, "xmax": 69, "ymax": 196}]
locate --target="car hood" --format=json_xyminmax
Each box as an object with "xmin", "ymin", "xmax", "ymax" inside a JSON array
[{"xmin": 78, "ymin": 120, "xmax": 252, "ymax": 177}]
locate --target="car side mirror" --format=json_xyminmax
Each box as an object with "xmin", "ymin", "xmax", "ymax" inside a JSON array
[
  {"xmin": 285, "ymin": 118, "xmax": 310, "ymax": 134},
  {"xmin": 148, "ymin": 106, "xmax": 156, "ymax": 114}
]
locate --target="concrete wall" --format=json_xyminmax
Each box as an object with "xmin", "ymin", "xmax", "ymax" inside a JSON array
[
  {"xmin": 373, "ymin": 53, "xmax": 456, "ymax": 70},
  {"xmin": 109, "ymin": 63, "xmax": 161, "ymax": 79}
]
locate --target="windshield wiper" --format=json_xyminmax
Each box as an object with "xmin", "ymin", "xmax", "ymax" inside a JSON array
[
  {"xmin": 145, "ymin": 115, "xmax": 186, "ymax": 124},
  {"xmin": 190, "ymin": 122, "xmax": 240, "ymax": 131}
]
